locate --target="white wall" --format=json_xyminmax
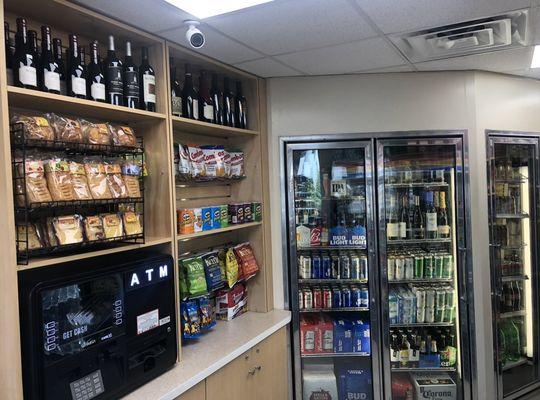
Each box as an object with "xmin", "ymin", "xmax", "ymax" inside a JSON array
[{"xmin": 266, "ymin": 70, "xmax": 540, "ymax": 400}]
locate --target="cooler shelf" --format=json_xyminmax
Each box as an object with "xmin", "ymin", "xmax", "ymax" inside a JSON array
[
  {"xmin": 387, "ymin": 238, "xmax": 452, "ymax": 245},
  {"xmin": 301, "ymin": 352, "xmax": 370, "ymax": 358},
  {"xmin": 390, "ymin": 322, "xmax": 454, "ymax": 328},
  {"xmin": 299, "ymin": 307, "xmax": 369, "ymax": 313},
  {"xmin": 502, "ymin": 357, "xmax": 530, "ymax": 371},
  {"xmin": 391, "ymin": 367, "xmax": 456, "ymax": 372},
  {"xmin": 388, "ymin": 278, "xmax": 453, "ymax": 284},
  {"xmin": 297, "ymin": 246, "xmax": 367, "ymax": 251},
  {"xmin": 385, "ymin": 182, "xmax": 449, "ymax": 188},
  {"xmin": 298, "ymin": 279, "xmax": 368, "ymax": 285}
]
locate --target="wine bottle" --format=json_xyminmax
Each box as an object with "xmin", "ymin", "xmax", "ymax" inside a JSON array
[
  {"xmin": 399, "ymin": 194, "xmax": 409, "ymax": 239},
  {"xmin": 390, "ymin": 333, "xmax": 400, "ymax": 368},
  {"xmin": 437, "ymin": 191, "xmax": 451, "ymax": 239},
  {"xmin": 39, "ymin": 26, "xmax": 60, "ymax": 93},
  {"xmin": 123, "ymin": 41, "xmax": 139, "ymax": 109},
  {"xmin": 181, "ymin": 63, "xmax": 198, "ymax": 119},
  {"xmin": 412, "ymin": 195, "xmax": 424, "ymax": 239},
  {"xmin": 139, "ymin": 46, "xmax": 156, "ymax": 111},
  {"xmin": 170, "ymin": 58, "xmax": 182, "ymax": 116},
  {"xmin": 87, "ymin": 40, "xmax": 105, "ymax": 102},
  {"xmin": 399, "ymin": 334, "xmax": 410, "ymax": 367},
  {"xmin": 223, "ymin": 77, "xmax": 235, "ymax": 127},
  {"xmin": 105, "ymin": 35, "xmax": 123, "ymax": 105},
  {"xmin": 67, "ymin": 34, "xmax": 86, "ymax": 99},
  {"xmin": 387, "ymin": 193, "xmax": 399, "ymax": 240},
  {"xmin": 5, "ymin": 22, "xmax": 13, "ymax": 86},
  {"xmin": 425, "ymin": 191, "xmax": 438, "ymax": 239},
  {"xmin": 211, "ymin": 73, "xmax": 223, "ymax": 125},
  {"xmin": 52, "ymin": 38, "xmax": 66, "ymax": 95},
  {"xmin": 13, "ymin": 18, "xmax": 37, "ymax": 89},
  {"xmin": 28, "ymin": 30, "xmax": 39, "ymax": 61},
  {"xmin": 198, "ymin": 70, "xmax": 214, "ymax": 123},
  {"xmin": 234, "ymin": 81, "xmax": 248, "ymax": 129}
]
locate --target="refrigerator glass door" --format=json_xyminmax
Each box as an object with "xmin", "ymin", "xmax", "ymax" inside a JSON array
[
  {"xmin": 285, "ymin": 141, "xmax": 380, "ymax": 400},
  {"xmin": 487, "ymin": 136, "xmax": 540, "ymax": 399},
  {"xmin": 377, "ymin": 137, "xmax": 469, "ymax": 400}
]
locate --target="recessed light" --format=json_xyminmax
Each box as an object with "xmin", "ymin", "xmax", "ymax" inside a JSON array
[
  {"xmin": 164, "ymin": 0, "xmax": 273, "ymax": 19},
  {"xmin": 531, "ymin": 45, "xmax": 540, "ymax": 68}
]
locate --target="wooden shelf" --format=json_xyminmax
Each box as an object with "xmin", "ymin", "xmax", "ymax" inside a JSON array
[
  {"xmin": 7, "ymin": 86, "xmax": 167, "ymax": 123},
  {"xmin": 178, "ymin": 221, "xmax": 262, "ymax": 240},
  {"xmin": 172, "ymin": 115, "xmax": 259, "ymax": 137},
  {"xmin": 17, "ymin": 236, "xmax": 172, "ymax": 270}
]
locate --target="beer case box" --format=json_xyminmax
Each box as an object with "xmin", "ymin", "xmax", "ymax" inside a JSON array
[
  {"xmin": 302, "ymin": 362, "xmax": 339, "ymax": 400},
  {"xmin": 318, "ymin": 315, "xmax": 334, "ymax": 353},
  {"xmin": 333, "ymin": 319, "xmax": 353, "ymax": 353},
  {"xmin": 418, "ymin": 353, "xmax": 441, "ymax": 369},
  {"xmin": 300, "ymin": 315, "xmax": 318, "ymax": 354},
  {"xmin": 352, "ymin": 319, "xmax": 371, "ymax": 354},
  {"xmin": 336, "ymin": 360, "xmax": 373, "ymax": 400},
  {"xmin": 410, "ymin": 373, "xmax": 456, "ymax": 400}
]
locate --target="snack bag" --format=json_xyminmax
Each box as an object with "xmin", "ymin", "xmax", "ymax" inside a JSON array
[
  {"xmin": 122, "ymin": 161, "xmax": 142, "ymax": 198},
  {"xmin": 84, "ymin": 162, "xmax": 112, "ymax": 199},
  {"xmin": 181, "ymin": 301, "xmax": 201, "ymax": 339},
  {"xmin": 44, "ymin": 158, "xmax": 75, "ymax": 201},
  {"xmin": 215, "ymin": 146, "xmax": 227, "ymax": 178},
  {"xmin": 225, "ymin": 247, "xmax": 240, "ymax": 288},
  {"xmin": 123, "ymin": 211, "xmax": 143, "ymax": 235},
  {"xmin": 201, "ymin": 251, "xmax": 223, "ymax": 292},
  {"xmin": 41, "ymin": 217, "xmax": 58, "ymax": 247},
  {"xmin": 202, "ymin": 146, "xmax": 219, "ymax": 178},
  {"xmin": 223, "ymin": 150, "xmax": 231, "ymax": 178},
  {"xmin": 229, "ymin": 151, "xmax": 245, "ymax": 178},
  {"xmin": 234, "ymin": 242, "xmax": 260, "ymax": 280},
  {"xmin": 179, "ymin": 264, "xmax": 189, "ymax": 299},
  {"xmin": 188, "ymin": 146, "xmax": 206, "ymax": 179},
  {"xmin": 84, "ymin": 215, "xmax": 105, "ymax": 241},
  {"xmin": 217, "ymin": 248, "xmax": 228, "ymax": 286},
  {"xmin": 102, "ymin": 213, "xmax": 123, "ymax": 238},
  {"xmin": 181, "ymin": 256, "xmax": 208, "ymax": 297},
  {"xmin": 17, "ymin": 225, "xmax": 43, "ymax": 251},
  {"xmin": 105, "ymin": 163, "xmax": 128, "ymax": 198},
  {"xmin": 108, "ymin": 124, "xmax": 138, "ymax": 147},
  {"xmin": 15, "ymin": 158, "xmax": 52, "ymax": 205},
  {"xmin": 79, "ymin": 119, "xmax": 110, "ymax": 145},
  {"xmin": 198, "ymin": 297, "xmax": 216, "ymax": 331},
  {"xmin": 11, "ymin": 114, "xmax": 54, "ymax": 141},
  {"xmin": 177, "ymin": 143, "xmax": 191, "ymax": 180},
  {"xmin": 48, "ymin": 114, "xmax": 84, "ymax": 142},
  {"xmin": 53, "ymin": 215, "xmax": 84, "ymax": 245},
  {"xmin": 68, "ymin": 161, "xmax": 92, "ymax": 200}
]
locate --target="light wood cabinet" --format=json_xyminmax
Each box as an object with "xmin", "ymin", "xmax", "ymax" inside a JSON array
[{"xmin": 174, "ymin": 381, "xmax": 205, "ymax": 400}]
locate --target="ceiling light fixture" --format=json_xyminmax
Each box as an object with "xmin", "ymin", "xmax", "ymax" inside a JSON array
[
  {"xmin": 164, "ymin": 0, "xmax": 274, "ymax": 19},
  {"xmin": 531, "ymin": 45, "xmax": 540, "ymax": 68}
]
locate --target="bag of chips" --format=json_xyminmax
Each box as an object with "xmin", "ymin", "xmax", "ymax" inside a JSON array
[
  {"xmin": 11, "ymin": 113, "xmax": 55, "ymax": 141},
  {"xmin": 105, "ymin": 162, "xmax": 128, "ymax": 198},
  {"xmin": 181, "ymin": 256, "xmax": 208, "ymax": 297},
  {"xmin": 234, "ymin": 242, "xmax": 260, "ymax": 280},
  {"xmin": 15, "ymin": 157, "xmax": 53, "ymax": 205},
  {"xmin": 201, "ymin": 251, "xmax": 224, "ymax": 292},
  {"xmin": 17, "ymin": 224, "xmax": 43, "ymax": 251},
  {"xmin": 45, "ymin": 157, "xmax": 75, "ymax": 201},
  {"xmin": 48, "ymin": 114, "xmax": 84, "ymax": 143},
  {"xmin": 225, "ymin": 247, "xmax": 240, "ymax": 288},
  {"xmin": 229, "ymin": 151, "xmax": 245, "ymax": 178},
  {"xmin": 188, "ymin": 146, "xmax": 206, "ymax": 179},
  {"xmin": 102, "ymin": 213, "xmax": 123, "ymax": 239},
  {"xmin": 53, "ymin": 215, "xmax": 84, "ymax": 245},
  {"xmin": 201, "ymin": 146, "xmax": 225, "ymax": 179},
  {"xmin": 84, "ymin": 215, "xmax": 105, "ymax": 241},
  {"xmin": 177, "ymin": 143, "xmax": 191, "ymax": 180},
  {"xmin": 84, "ymin": 162, "xmax": 112, "ymax": 199},
  {"xmin": 79, "ymin": 119, "xmax": 111, "ymax": 145},
  {"xmin": 108, "ymin": 124, "xmax": 138, "ymax": 147},
  {"xmin": 69, "ymin": 161, "xmax": 92, "ymax": 200},
  {"xmin": 181, "ymin": 301, "xmax": 201, "ymax": 339},
  {"xmin": 122, "ymin": 161, "xmax": 142, "ymax": 198},
  {"xmin": 198, "ymin": 297, "xmax": 216, "ymax": 331},
  {"xmin": 217, "ymin": 248, "xmax": 228, "ymax": 287},
  {"xmin": 123, "ymin": 211, "xmax": 143, "ymax": 235}
]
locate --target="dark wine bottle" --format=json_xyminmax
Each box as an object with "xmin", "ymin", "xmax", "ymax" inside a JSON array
[
  {"xmin": 5, "ymin": 22, "xmax": 13, "ymax": 86},
  {"xmin": 198, "ymin": 70, "xmax": 214, "ymax": 123},
  {"xmin": 170, "ymin": 58, "xmax": 182, "ymax": 116},
  {"xmin": 123, "ymin": 41, "xmax": 139, "ymax": 109},
  {"xmin": 139, "ymin": 47, "xmax": 156, "ymax": 111},
  {"xmin": 223, "ymin": 77, "xmax": 235, "ymax": 127},
  {"xmin": 234, "ymin": 81, "xmax": 247, "ymax": 129},
  {"xmin": 412, "ymin": 195, "xmax": 424, "ymax": 239},
  {"xmin": 67, "ymin": 34, "xmax": 86, "ymax": 99},
  {"xmin": 425, "ymin": 191, "xmax": 438, "ymax": 239},
  {"xmin": 87, "ymin": 40, "xmax": 105, "ymax": 102},
  {"xmin": 211, "ymin": 73, "xmax": 223, "ymax": 125},
  {"xmin": 181, "ymin": 63, "xmax": 198, "ymax": 120},
  {"xmin": 52, "ymin": 38, "xmax": 66, "ymax": 95},
  {"xmin": 28, "ymin": 30, "xmax": 39, "ymax": 61},
  {"xmin": 39, "ymin": 25, "xmax": 60, "ymax": 94},
  {"xmin": 105, "ymin": 35, "xmax": 123, "ymax": 105},
  {"xmin": 13, "ymin": 18, "xmax": 37, "ymax": 89}
]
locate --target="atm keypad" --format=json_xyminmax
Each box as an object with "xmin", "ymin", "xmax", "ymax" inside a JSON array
[{"xmin": 70, "ymin": 370, "xmax": 104, "ymax": 400}]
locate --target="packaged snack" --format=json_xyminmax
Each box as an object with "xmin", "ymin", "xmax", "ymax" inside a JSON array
[
  {"xmin": 122, "ymin": 161, "xmax": 142, "ymax": 198},
  {"xmin": 178, "ymin": 143, "xmax": 191, "ymax": 180},
  {"xmin": 216, "ymin": 283, "xmax": 247, "ymax": 321},
  {"xmin": 181, "ymin": 301, "xmax": 201, "ymax": 339},
  {"xmin": 178, "ymin": 209, "xmax": 195, "ymax": 235},
  {"xmin": 229, "ymin": 151, "xmax": 245, "ymax": 178},
  {"xmin": 17, "ymin": 225, "xmax": 43, "ymax": 251},
  {"xmin": 105, "ymin": 163, "xmax": 128, "ymax": 198},
  {"xmin": 234, "ymin": 242, "xmax": 260, "ymax": 280},
  {"xmin": 202, "ymin": 146, "xmax": 225, "ymax": 178},
  {"xmin": 15, "ymin": 158, "xmax": 52, "ymax": 205},
  {"xmin": 243, "ymin": 203, "xmax": 252, "ymax": 223},
  {"xmin": 179, "ymin": 266, "xmax": 188, "ymax": 299},
  {"xmin": 201, "ymin": 251, "xmax": 223, "ymax": 292},
  {"xmin": 53, "ymin": 215, "xmax": 84, "ymax": 245},
  {"xmin": 252, "ymin": 202, "xmax": 262, "ymax": 222},
  {"xmin": 102, "ymin": 213, "xmax": 123, "ymax": 238},
  {"xmin": 108, "ymin": 124, "xmax": 137, "ymax": 147},
  {"xmin": 188, "ymin": 146, "xmax": 206, "ymax": 179},
  {"xmin": 44, "ymin": 158, "xmax": 75, "ymax": 201},
  {"xmin": 48, "ymin": 114, "xmax": 84, "ymax": 142},
  {"xmin": 68, "ymin": 161, "xmax": 92, "ymax": 200},
  {"xmin": 225, "ymin": 247, "xmax": 239, "ymax": 288},
  {"xmin": 181, "ymin": 256, "xmax": 208, "ymax": 297},
  {"xmin": 202, "ymin": 207, "xmax": 213, "ymax": 231},
  {"xmin": 41, "ymin": 218, "xmax": 58, "ymax": 247},
  {"xmin": 11, "ymin": 114, "xmax": 54, "ymax": 141},
  {"xmin": 193, "ymin": 208, "xmax": 203, "ymax": 232},
  {"xmin": 229, "ymin": 203, "xmax": 244, "ymax": 224},
  {"xmin": 85, "ymin": 162, "xmax": 112, "ymax": 199},
  {"xmin": 211, "ymin": 206, "xmax": 221, "ymax": 229},
  {"xmin": 223, "ymin": 151, "xmax": 231, "ymax": 178},
  {"xmin": 84, "ymin": 215, "xmax": 105, "ymax": 241},
  {"xmin": 123, "ymin": 211, "xmax": 143, "ymax": 235},
  {"xmin": 220, "ymin": 205, "xmax": 229, "ymax": 228},
  {"xmin": 79, "ymin": 119, "xmax": 110, "ymax": 145},
  {"xmin": 215, "ymin": 147, "xmax": 227, "ymax": 178},
  {"xmin": 198, "ymin": 297, "xmax": 216, "ymax": 331}
]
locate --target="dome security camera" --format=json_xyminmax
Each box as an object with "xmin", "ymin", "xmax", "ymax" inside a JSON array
[{"xmin": 185, "ymin": 20, "xmax": 205, "ymax": 49}]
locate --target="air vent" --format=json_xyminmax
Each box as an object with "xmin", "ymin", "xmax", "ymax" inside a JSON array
[{"xmin": 391, "ymin": 10, "xmax": 528, "ymax": 63}]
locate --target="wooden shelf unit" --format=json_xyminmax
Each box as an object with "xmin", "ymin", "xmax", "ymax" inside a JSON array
[
  {"xmin": 178, "ymin": 221, "xmax": 262, "ymax": 240},
  {"xmin": 0, "ymin": 1, "xmax": 272, "ymax": 399}
]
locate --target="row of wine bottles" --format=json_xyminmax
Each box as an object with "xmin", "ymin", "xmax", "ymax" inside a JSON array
[
  {"xmin": 5, "ymin": 18, "xmax": 156, "ymax": 111},
  {"xmin": 170, "ymin": 61, "xmax": 248, "ymax": 129}
]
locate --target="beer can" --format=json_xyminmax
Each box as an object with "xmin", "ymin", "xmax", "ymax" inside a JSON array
[
  {"xmin": 312, "ymin": 287, "xmax": 323, "ymax": 309},
  {"xmin": 434, "ymin": 255, "xmax": 444, "ymax": 279},
  {"xmin": 340, "ymin": 254, "xmax": 351, "ymax": 279},
  {"xmin": 332, "ymin": 288, "xmax": 342, "ymax": 308},
  {"xmin": 444, "ymin": 306, "xmax": 456, "ymax": 323},
  {"xmin": 402, "ymin": 307, "xmax": 415, "ymax": 324},
  {"xmin": 415, "ymin": 289, "xmax": 426, "ymax": 310},
  {"xmin": 312, "ymin": 254, "xmax": 322, "ymax": 279},
  {"xmin": 436, "ymin": 290, "xmax": 446, "ymax": 308},
  {"xmin": 424, "ymin": 306, "xmax": 435, "ymax": 323},
  {"xmin": 360, "ymin": 288, "xmax": 369, "ymax": 308},
  {"xmin": 414, "ymin": 255, "xmax": 424, "ymax": 279},
  {"xmin": 331, "ymin": 255, "xmax": 340, "ymax": 279},
  {"xmin": 350, "ymin": 286, "xmax": 361, "ymax": 307},
  {"xmin": 350, "ymin": 255, "xmax": 361, "ymax": 280},
  {"xmin": 404, "ymin": 256, "xmax": 414, "ymax": 280},
  {"xmin": 435, "ymin": 306, "xmax": 446, "ymax": 323},
  {"xmin": 443, "ymin": 254, "xmax": 454, "ymax": 279},
  {"xmin": 298, "ymin": 289, "xmax": 305, "ymax": 310},
  {"xmin": 416, "ymin": 303, "xmax": 426, "ymax": 323},
  {"xmin": 445, "ymin": 289, "xmax": 455, "ymax": 307},
  {"xmin": 395, "ymin": 257, "xmax": 405, "ymax": 280},
  {"xmin": 387, "ymin": 256, "xmax": 396, "ymax": 281},
  {"xmin": 360, "ymin": 256, "xmax": 368, "ymax": 281},
  {"xmin": 299, "ymin": 255, "xmax": 311, "ymax": 279},
  {"xmin": 322, "ymin": 254, "xmax": 332, "ymax": 279},
  {"xmin": 424, "ymin": 255, "xmax": 434, "ymax": 279},
  {"xmin": 322, "ymin": 287, "xmax": 333, "ymax": 309},
  {"xmin": 303, "ymin": 289, "xmax": 313, "ymax": 309},
  {"xmin": 342, "ymin": 287, "xmax": 352, "ymax": 308},
  {"xmin": 425, "ymin": 289, "xmax": 436, "ymax": 308}
]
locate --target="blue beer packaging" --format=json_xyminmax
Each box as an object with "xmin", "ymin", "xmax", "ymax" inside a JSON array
[
  {"xmin": 352, "ymin": 319, "xmax": 371, "ymax": 354},
  {"xmin": 333, "ymin": 319, "xmax": 353, "ymax": 353}
]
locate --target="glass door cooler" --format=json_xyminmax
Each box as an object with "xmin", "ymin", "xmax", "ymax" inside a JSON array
[
  {"xmin": 285, "ymin": 141, "xmax": 381, "ymax": 400},
  {"xmin": 377, "ymin": 137, "xmax": 471, "ymax": 400},
  {"xmin": 487, "ymin": 134, "xmax": 540, "ymax": 399}
]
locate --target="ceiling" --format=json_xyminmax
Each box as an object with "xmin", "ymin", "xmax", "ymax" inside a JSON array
[{"xmin": 75, "ymin": 0, "xmax": 540, "ymax": 79}]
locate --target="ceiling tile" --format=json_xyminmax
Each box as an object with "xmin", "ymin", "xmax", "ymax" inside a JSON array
[
  {"xmin": 205, "ymin": 0, "xmax": 377, "ymax": 56},
  {"xmin": 74, "ymin": 0, "xmax": 191, "ymax": 32},
  {"xmin": 275, "ymin": 37, "xmax": 406, "ymax": 75},
  {"xmin": 415, "ymin": 47, "xmax": 534, "ymax": 73},
  {"xmin": 159, "ymin": 27, "xmax": 263, "ymax": 64},
  {"xmin": 361, "ymin": 64, "xmax": 416, "ymax": 73},
  {"xmin": 234, "ymin": 58, "xmax": 302, "ymax": 77},
  {"xmin": 355, "ymin": 0, "xmax": 531, "ymax": 34}
]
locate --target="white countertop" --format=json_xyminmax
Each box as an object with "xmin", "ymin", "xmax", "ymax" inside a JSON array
[{"xmin": 122, "ymin": 309, "xmax": 292, "ymax": 400}]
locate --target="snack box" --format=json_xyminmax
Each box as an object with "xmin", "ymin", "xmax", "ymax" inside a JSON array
[
  {"xmin": 302, "ymin": 362, "xmax": 338, "ymax": 400},
  {"xmin": 216, "ymin": 283, "xmax": 247, "ymax": 321},
  {"xmin": 410, "ymin": 373, "xmax": 456, "ymax": 400},
  {"xmin": 333, "ymin": 318, "xmax": 353, "ymax": 353}
]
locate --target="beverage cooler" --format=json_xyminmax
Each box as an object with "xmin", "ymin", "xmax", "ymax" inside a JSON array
[
  {"xmin": 283, "ymin": 133, "xmax": 472, "ymax": 400},
  {"xmin": 486, "ymin": 132, "xmax": 540, "ymax": 399}
]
